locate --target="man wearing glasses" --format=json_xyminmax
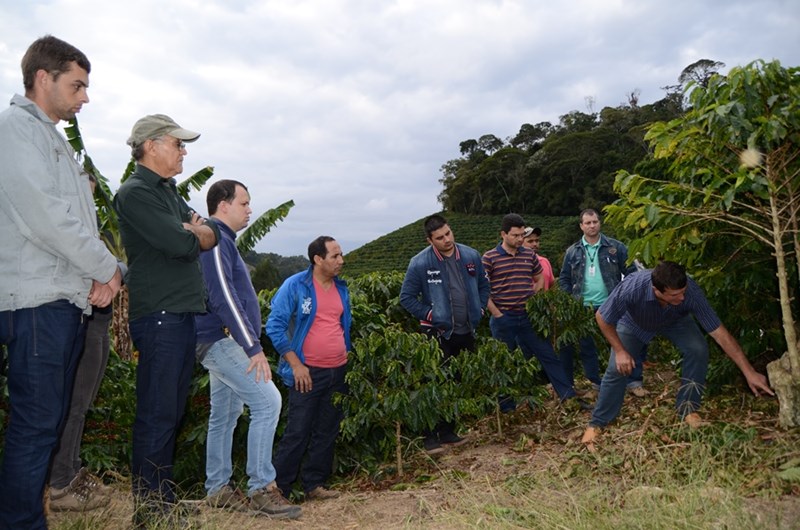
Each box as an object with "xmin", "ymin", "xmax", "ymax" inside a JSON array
[{"xmin": 114, "ymin": 114, "xmax": 219, "ymax": 525}]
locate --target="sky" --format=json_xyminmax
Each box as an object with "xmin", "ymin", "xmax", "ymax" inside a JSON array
[{"xmin": 1, "ymin": 0, "xmax": 798, "ymax": 257}]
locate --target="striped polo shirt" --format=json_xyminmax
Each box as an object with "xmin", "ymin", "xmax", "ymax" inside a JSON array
[
  {"xmin": 598, "ymin": 269, "xmax": 722, "ymax": 342},
  {"xmin": 482, "ymin": 243, "xmax": 542, "ymax": 312}
]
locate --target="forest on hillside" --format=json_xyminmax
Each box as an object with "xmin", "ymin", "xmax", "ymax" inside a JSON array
[{"xmin": 436, "ymin": 60, "xmax": 724, "ymax": 216}]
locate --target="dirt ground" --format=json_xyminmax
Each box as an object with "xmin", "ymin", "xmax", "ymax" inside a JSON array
[{"xmin": 51, "ymin": 366, "xmax": 800, "ymax": 529}]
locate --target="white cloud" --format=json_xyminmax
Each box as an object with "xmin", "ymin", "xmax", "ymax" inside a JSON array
[{"xmin": 1, "ymin": 0, "xmax": 798, "ymax": 256}]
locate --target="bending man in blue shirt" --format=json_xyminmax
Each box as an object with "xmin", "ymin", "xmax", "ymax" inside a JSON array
[{"xmin": 582, "ymin": 261, "xmax": 773, "ymax": 448}]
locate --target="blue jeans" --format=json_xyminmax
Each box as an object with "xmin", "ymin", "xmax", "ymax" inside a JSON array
[
  {"xmin": 0, "ymin": 300, "xmax": 86, "ymax": 530},
  {"xmin": 490, "ymin": 312, "xmax": 576, "ymax": 399},
  {"xmin": 559, "ymin": 336, "xmax": 602, "ymax": 387},
  {"xmin": 590, "ymin": 316, "xmax": 709, "ymax": 427},
  {"xmin": 201, "ymin": 338, "xmax": 282, "ymax": 496},
  {"xmin": 560, "ymin": 336, "xmax": 642, "ymax": 389},
  {"xmin": 129, "ymin": 311, "xmax": 196, "ymax": 505},
  {"xmin": 273, "ymin": 364, "xmax": 347, "ymax": 494}
]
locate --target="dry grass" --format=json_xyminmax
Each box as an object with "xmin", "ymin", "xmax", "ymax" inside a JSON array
[{"xmin": 50, "ymin": 364, "xmax": 800, "ymax": 529}]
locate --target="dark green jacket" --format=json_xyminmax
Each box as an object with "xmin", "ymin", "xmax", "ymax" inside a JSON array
[{"xmin": 113, "ymin": 164, "xmax": 220, "ymax": 320}]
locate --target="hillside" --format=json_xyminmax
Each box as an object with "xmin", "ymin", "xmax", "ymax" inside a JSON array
[{"xmin": 343, "ymin": 212, "xmax": 584, "ymax": 278}]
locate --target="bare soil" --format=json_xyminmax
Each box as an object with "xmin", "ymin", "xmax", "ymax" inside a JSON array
[{"xmin": 51, "ymin": 364, "xmax": 800, "ymax": 529}]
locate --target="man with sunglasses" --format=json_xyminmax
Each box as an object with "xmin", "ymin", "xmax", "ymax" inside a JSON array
[{"xmin": 114, "ymin": 114, "xmax": 220, "ymax": 526}]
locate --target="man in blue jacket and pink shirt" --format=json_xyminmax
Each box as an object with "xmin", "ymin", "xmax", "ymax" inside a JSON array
[
  {"xmin": 196, "ymin": 179, "xmax": 300, "ymax": 519},
  {"xmin": 266, "ymin": 235, "xmax": 351, "ymax": 501}
]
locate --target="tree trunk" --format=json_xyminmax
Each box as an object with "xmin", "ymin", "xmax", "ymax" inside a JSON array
[
  {"xmin": 768, "ymin": 191, "xmax": 800, "ymax": 377},
  {"xmin": 767, "ymin": 351, "xmax": 800, "ymax": 427},
  {"xmin": 112, "ymin": 286, "xmax": 132, "ymax": 360},
  {"xmin": 395, "ymin": 421, "xmax": 404, "ymax": 477}
]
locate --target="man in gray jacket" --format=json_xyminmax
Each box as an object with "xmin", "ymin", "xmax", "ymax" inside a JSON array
[{"xmin": 0, "ymin": 35, "xmax": 122, "ymax": 528}]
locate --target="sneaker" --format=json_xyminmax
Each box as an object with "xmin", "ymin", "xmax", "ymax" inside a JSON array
[
  {"xmin": 423, "ymin": 436, "xmax": 445, "ymax": 456},
  {"xmin": 250, "ymin": 486, "xmax": 302, "ymax": 519},
  {"xmin": 627, "ymin": 386, "xmax": 649, "ymax": 398},
  {"xmin": 305, "ymin": 486, "xmax": 340, "ymax": 500},
  {"xmin": 49, "ymin": 473, "xmax": 109, "ymax": 512},
  {"xmin": 206, "ymin": 483, "xmax": 248, "ymax": 511},
  {"xmin": 683, "ymin": 412, "xmax": 709, "ymax": 429},
  {"xmin": 438, "ymin": 431, "xmax": 468, "ymax": 447},
  {"xmin": 76, "ymin": 467, "xmax": 112, "ymax": 496}
]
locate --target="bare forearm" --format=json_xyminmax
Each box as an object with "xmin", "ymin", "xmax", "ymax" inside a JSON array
[
  {"xmin": 710, "ymin": 325, "xmax": 755, "ymax": 375},
  {"xmin": 596, "ymin": 311, "xmax": 625, "ymax": 354},
  {"xmin": 184, "ymin": 223, "xmax": 217, "ymax": 250}
]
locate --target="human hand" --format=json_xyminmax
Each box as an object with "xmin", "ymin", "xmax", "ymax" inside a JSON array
[
  {"xmin": 745, "ymin": 371, "xmax": 775, "ymax": 397},
  {"xmin": 292, "ymin": 363, "xmax": 312, "ymax": 393},
  {"xmin": 614, "ymin": 349, "xmax": 635, "ymax": 376},
  {"xmin": 246, "ymin": 351, "xmax": 273, "ymax": 383},
  {"xmin": 88, "ymin": 279, "xmax": 114, "ymax": 307}
]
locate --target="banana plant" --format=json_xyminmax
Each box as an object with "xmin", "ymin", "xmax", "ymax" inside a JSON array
[{"xmin": 64, "ymin": 118, "xmax": 294, "ymax": 357}]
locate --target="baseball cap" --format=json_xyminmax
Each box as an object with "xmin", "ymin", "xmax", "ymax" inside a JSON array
[
  {"xmin": 523, "ymin": 226, "xmax": 542, "ymax": 237},
  {"xmin": 127, "ymin": 114, "xmax": 200, "ymax": 147}
]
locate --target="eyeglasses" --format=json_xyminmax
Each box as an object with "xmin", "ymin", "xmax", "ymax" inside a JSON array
[{"xmin": 153, "ymin": 137, "xmax": 186, "ymax": 151}]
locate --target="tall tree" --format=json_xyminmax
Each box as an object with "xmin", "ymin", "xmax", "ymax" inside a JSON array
[
  {"xmin": 678, "ymin": 58, "xmax": 726, "ymax": 88},
  {"xmin": 607, "ymin": 60, "xmax": 800, "ymax": 426}
]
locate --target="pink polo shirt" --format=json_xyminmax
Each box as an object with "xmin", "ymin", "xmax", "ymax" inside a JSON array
[{"xmin": 302, "ymin": 278, "xmax": 347, "ymax": 368}]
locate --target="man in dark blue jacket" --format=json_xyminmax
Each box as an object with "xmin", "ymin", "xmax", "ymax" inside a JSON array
[
  {"xmin": 196, "ymin": 180, "xmax": 300, "ymax": 519},
  {"xmin": 400, "ymin": 214, "xmax": 490, "ymax": 454}
]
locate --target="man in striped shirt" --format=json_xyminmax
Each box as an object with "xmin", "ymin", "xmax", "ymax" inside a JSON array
[
  {"xmin": 483, "ymin": 213, "xmax": 585, "ymax": 411},
  {"xmin": 582, "ymin": 261, "xmax": 773, "ymax": 448}
]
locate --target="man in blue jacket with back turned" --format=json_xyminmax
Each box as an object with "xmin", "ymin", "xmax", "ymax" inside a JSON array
[{"xmin": 400, "ymin": 214, "xmax": 490, "ymax": 454}]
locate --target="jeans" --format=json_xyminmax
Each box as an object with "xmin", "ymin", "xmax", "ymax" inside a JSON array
[
  {"xmin": 561, "ymin": 335, "xmax": 644, "ymax": 390},
  {"xmin": 273, "ymin": 364, "xmax": 347, "ymax": 494},
  {"xmin": 590, "ymin": 316, "xmax": 709, "ymax": 427},
  {"xmin": 490, "ymin": 312, "xmax": 576, "ymax": 399},
  {"xmin": 559, "ymin": 336, "xmax": 602, "ymax": 388},
  {"xmin": 129, "ymin": 311, "xmax": 196, "ymax": 505},
  {"xmin": 425, "ymin": 332, "xmax": 473, "ymax": 439},
  {"xmin": 0, "ymin": 300, "xmax": 86, "ymax": 530},
  {"xmin": 201, "ymin": 338, "xmax": 282, "ymax": 496},
  {"xmin": 50, "ymin": 309, "xmax": 112, "ymax": 489}
]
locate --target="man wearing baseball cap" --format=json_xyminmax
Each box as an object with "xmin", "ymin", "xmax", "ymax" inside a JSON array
[
  {"xmin": 522, "ymin": 226, "xmax": 554, "ymax": 290},
  {"xmin": 114, "ymin": 113, "xmax": 219, "ymax": 524}
]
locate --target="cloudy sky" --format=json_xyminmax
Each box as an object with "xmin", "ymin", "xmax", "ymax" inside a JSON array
[{"xmin": 1, "ymin": 0, "xmax": 798, "ymax": 257}]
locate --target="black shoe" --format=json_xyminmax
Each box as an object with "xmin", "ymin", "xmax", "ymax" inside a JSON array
[
  {"xmin": 423, "ymin": 436, "xmax": 445, "ymax": 455},
  {"xmin": 574, "ymin": 397, "xmax": 593, "ymax": 411},
  {"xmin": 499, "ymin": 396, "xmax": 517, "ymax": 413},
  {"xmin": 439, "ymin": 432, "xmax": 467, "ymax": 446}
]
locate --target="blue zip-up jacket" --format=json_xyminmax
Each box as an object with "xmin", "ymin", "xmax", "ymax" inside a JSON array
[
  {"xmin": 558, "ymin": 233, "xmax": 636, "ymax": 302},
  {"xmin": 196, "ymin": 219, "xmax": 262, "ymax": 356},
  {"xmin": 399, "ymin": 243, "xmax": 489, "ymax": 338},
  {"xmin": 265, "ymin": 266, "xmax": 352, "ymax": 387}
]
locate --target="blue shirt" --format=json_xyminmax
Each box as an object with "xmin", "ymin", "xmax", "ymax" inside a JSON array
[{"xmin": 598, "ymin": 270, "xmax": 722, "ymax": 343}]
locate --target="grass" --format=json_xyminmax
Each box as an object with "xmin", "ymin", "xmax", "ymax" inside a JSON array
[{"xmin": 49, "ymin": 362, "xmax": 800, "ymax": 529}]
